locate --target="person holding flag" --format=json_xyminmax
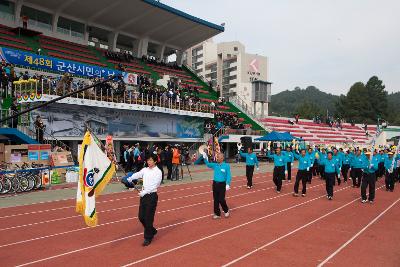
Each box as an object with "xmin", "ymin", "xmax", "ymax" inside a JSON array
[
  {"xmin": 240, "ymin": 147, "xmax": 259, "ymax": 189},
  {"xmin": 76, "ymin": 131, "xmax": 116, "ymax": 227},
  {"xmin": 126, "ymin": 153, "xmax": 162, "ymax": 246},
  {"xmin": 201, "ymin": 151, "xmax": 232, "ymax": 219},
  {"xmin": 292, "ymin": 148, "xmax": 311, "ymax": 197},
  {"xmin": 266, "ymin": 146, "xmax": 288, "ymax": 193}
]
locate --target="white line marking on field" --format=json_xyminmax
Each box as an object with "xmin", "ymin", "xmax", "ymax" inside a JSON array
[{"xmin": 317, "ymin": 195, "xmax": 400, "ymax": 267}]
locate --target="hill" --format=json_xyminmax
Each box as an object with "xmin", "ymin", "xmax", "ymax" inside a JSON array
[
  {"xmin": 269, "ymin": 86, "xmax": 339, "ymax": 118},
  {"xmin": 387, "ymin": 92, "xmax": 400, "ymax": 125}
]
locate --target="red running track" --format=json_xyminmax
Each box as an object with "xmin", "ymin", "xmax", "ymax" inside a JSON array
[{"xmin": 0, "ymin": 171, "xmax": 399, "ymax": 267}]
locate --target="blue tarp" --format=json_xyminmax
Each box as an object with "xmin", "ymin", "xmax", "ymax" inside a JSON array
[{"xmin": 255, "ymin": 131, "xmax": 298, "ymax": 142}]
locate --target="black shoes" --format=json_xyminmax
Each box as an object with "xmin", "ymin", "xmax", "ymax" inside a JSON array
[
  {"xmin": 142, "ymin": 239, "xmax": 152, "ymax": 246},
  {"xmin": 142, "ymin": 229, "xmax": 157, "ymax": 246}
]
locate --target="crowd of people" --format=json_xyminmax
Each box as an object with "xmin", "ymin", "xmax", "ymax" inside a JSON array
[
  {"xmin": 239, "ymin": 144, "xmax": 400, "ymax": 202},
  {"xmin": 141, "ymin": 55, "xmax": 181, "ymax": 70},
  {"xmin": 204, "ymin": 112, "xmax": 245, "ymax": 134},
  {"xmin": 121, "ymin": 143, "xmax": 191, "ymax": 183},
  {"xmin": 105, "ymin": 50, "xmax": 135, "ymax": 63}
]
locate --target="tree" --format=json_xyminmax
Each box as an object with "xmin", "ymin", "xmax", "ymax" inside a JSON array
[
  {"xmin": 335, "ymin": 76, "xmax": 388, "ymax": 124},
  {"xmin": 365, "ymin": 76, "xmax": 387, "ymax": 121},
  {"xmin": 295, "ymin": 101, "xmax": 323, "ymax": 120}
]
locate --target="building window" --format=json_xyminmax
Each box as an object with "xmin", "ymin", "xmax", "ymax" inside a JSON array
[
  {"xmin": 234, "ymin": 47, "xmax": 238, "ymax": 51},
  {"xmin": 21, "ymin": 5, "xmax": 52, "ymax": 30}
]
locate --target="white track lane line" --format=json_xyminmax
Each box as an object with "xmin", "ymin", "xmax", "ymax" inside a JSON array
[
  {"xmin": 0, "ymin": 173, "xmax": 269, "ymax": 218},
  {"xmin": 0, "ymin": 179, "xmax": 274, "ymax": 231},
  {"xmin": 317, "ymin": 196, "xmax": 400, "ymax": 267},
  {"xmin": 222, "ymin": 185, "xmax": 387, "ymax": 266},
  {"xmin": 14, "ymin": 182, "xmax": 328, "ymax": 267},
  {"xmin": 0, "ymin": 178, "xmax": 294, "ymax": 248},
  {"xmin": 120, "ymin": 185, "xmax": 353, "ymax": 267}
]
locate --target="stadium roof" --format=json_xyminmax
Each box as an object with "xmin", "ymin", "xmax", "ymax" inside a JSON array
[{"xmin": 22, "ymin": 0, "xmax": 224, "ymax": 50}]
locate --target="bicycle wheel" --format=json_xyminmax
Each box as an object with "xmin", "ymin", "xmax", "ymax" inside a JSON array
[
  {"xmin": 18, "ymin": 176, "xmax": 29, "ymax": 192},
  {"xmin": 26, "ymin": 175, "xmax": 36, "ymax": 191},
  {"xmin": 1, "ymin": 177, "xmax": 12, "ymax": 194},
  {"xmin": 34, "ymin": 174, "xmax": 42, "ymax": 189},
  {"xmin": 9, "ymin": 176, "xmax": 18, "ymax": 193}
]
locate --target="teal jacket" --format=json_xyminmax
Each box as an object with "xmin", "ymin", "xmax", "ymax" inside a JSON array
[
  {"xmin": 204, "ymin": 158, "xmax": 232, "ymax": 185},
  {"xmin": 267, "ymin": 151, "xmax": 287, "ymax": 168},
  {"xmin": 283, "ymin": 151, "xmax": 294, "ymax": 163},
  {"xmin": 318, "ymin": 152, "xmax": 328, "ymax": 165},
  {"xmin": 240, "ymin": 152, "xmax": 259, "ymax": 167},
  {"xmin": 293, "ymin": 152, "xmax": 311, "ymax": 170},
  {"xmin": 363, "ymin": 156, "xmax": 379, "ymax": 174},
  {"xmin": 321, "ymin": 158, "xmax": 340, "ymax": 174},
  {"xmin": 351, "ymin": 154, "xmax": 366, "ymax": 169}
]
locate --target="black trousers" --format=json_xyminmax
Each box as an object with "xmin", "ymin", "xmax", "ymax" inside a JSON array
[
  {"xmin": 294, "ymin": 170, "xmax": 308, "ymax": 194},
  {"xmin": 319, "ymin": 164, "xmax": 325, "ymax": 180},
  {"xmin": 325, "ymin": 172, "xmax": 335, "ymax": 197},
  {"xmin": 307, "ymin": 169, "xmax": 313, "ymax": 183},
  {"xmin": 166, "ymin": 163, "xmax": 172, "ymax": 180},
  {"xmin": 273, "ymin": 166, "xmax": 285, "ymax": 192},
  {"xmin": 213, "ymin": 181, "xmax": 229, "ymax": 216},
  {"xmin": 138, "ymin": 193, "xmax": 158, "ymax": 241},
  {"xmin": 341, "ymin": 164, "xmax": 350, "ymax": 182},
  {"xmin": 287, "ymin": 162, "xmax": 292, "ymax": 181},
  {"xmin": 397, "ymin": 167, "xmax": 400, "ymax": 182},
  {"xmin": 361, "ymin": 172, "xmax": 376, "ymax": 201},
  {"xmin": 352, "ymin": 168, "xmax": 363, "ymax": 187},
  {"xmin": 246, "ymin": 165, "xmax": 255, "ymax": 187},
  {"xmin": 378, "ymin": 162, "xmax": 385, "ymax": 178},
  {"xmin": 312, "ymin": 161, "xmax": 318, "ymax": 176},
  {"xmin": 385, "ymin": 170, "xmax": 396, "ymax": 191}
]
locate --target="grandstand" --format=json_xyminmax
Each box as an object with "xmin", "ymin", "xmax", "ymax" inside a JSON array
[
  {"xmin": 260, "ymin": 116, "xmax": 377, "ymax": 145},
  {"xmin": 0, "ymin": 0, "xmax": 268, "ymax": 161}
]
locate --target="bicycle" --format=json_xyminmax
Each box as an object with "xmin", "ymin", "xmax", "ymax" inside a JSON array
[
  {"xmin": 0, "ymin": 162, "xmax": 13, "ymax": 194},
  {"xmin": 10, "ymin": 164, "xmax": 29, "ymax": 193}
]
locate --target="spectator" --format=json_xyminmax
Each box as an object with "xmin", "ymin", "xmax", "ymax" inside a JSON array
[{"xmin": 34, "ymin": 115, "xmax": 46, "ymax": 143}]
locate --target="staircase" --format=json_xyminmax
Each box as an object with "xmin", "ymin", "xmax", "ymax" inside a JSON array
[{"xmin": 229, "ymin": 95, "xmax": 270, "ymax": 132}]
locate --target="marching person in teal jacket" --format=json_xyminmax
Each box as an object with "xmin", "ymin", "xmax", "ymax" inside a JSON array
[
  {"xmin": 292, "ymin": 149, "xmax": 311, "ymax": 197},
  {"xmin": 318, "ymin": 148, "xmax": 328, "ymax": 180},
  {"xmin": 350, "ymin": 149, "xmax": 366, "ymax": 188},
  {"xmin": 361, "ymin": 151, "xmax": 379, "ymax": 203},
  {"xmin": 320, "ymin": 151, "xmax": 340, "ymax": 200},
  {"xmin": 341, "ymin": 150, "xmax": 351, "ymax": 183},
  {"xmin": 306, "ymin": 147, "xmax": 316, "ymax": 184},
  {"xmin": 240, "ymin": 147, "xmax": 259, "ymax": 189},
  {"xmin": 202, "ymin": 151, "xmax": 232, "ymax": 219},
  {"xmin": 377, "ymin": 150, "xmax": 387, "ymax": 178},
  {"xmin": 266, "ymin": 146, "xmax": 287, "ymax": 193},
  {"xmin": 332, "ymin": 148, "xmax": 343, "ymax": 185},
  {"xmin": 384, "ymin": 152, "xmax": 396, "ymax": 192},
  {"xmin": 284, "ymin": 146, "xmax": 294, "ymax": 182}
]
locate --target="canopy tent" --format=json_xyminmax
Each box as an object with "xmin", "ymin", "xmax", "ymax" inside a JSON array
[{"xmin": 255, "ymin": 131, "xmax": 296, "ymax": 142}]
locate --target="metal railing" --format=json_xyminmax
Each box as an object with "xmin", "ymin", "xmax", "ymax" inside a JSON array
[
  {"xmin": 229, "ymin": 94, "xmax": 271, "ymax": 132},
  {"xmin": 12, "ymin": 80, "xmax": 216, "ymax": 114},
  {"xmin": 1, "ymin": 109, "xmax": 71, "ymax": 150}
]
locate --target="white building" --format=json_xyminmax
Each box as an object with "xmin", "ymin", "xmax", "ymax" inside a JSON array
[{"xmin": 185, "ymin": 40, "xmax": 269, "ymax": 116}]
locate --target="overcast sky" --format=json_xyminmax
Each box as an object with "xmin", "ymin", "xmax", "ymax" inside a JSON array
[{"xmin": 162, "ymin": 0, "xmax": 400, "ymax": 95}]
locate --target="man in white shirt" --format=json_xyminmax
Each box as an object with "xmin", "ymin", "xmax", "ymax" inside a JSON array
[{"xmin": 127, "ymin": 153, "xmax": 162, "ymax": 246}]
